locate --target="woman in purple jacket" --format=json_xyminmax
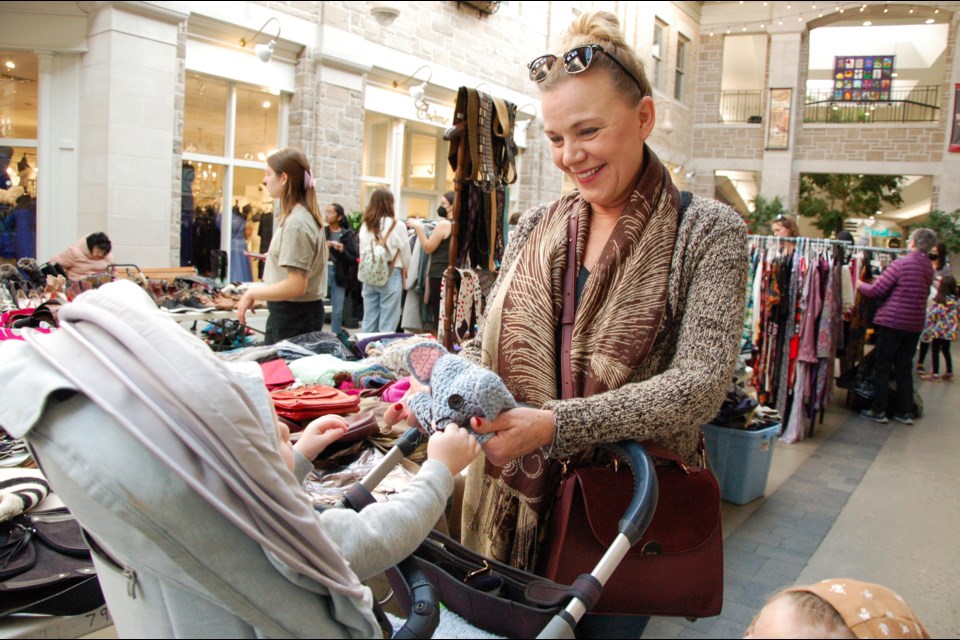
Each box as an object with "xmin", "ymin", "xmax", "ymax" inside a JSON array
[{"xmin": 857, "ymin": 228, "xmax": 937, "ymax": 425}]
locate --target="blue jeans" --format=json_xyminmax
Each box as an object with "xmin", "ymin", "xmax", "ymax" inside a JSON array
[
  {"xmin": 327, "ymin": 263, "xmax": 346, "ymax": 334},
  {"xmin": 361, "ymin": 268, "xmax": 403, "ymax": 333}
]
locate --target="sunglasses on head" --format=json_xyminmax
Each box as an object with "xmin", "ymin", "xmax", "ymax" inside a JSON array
[{"xmin": 527, "ymin": 44, "xmax": 645, "ymax": 95}]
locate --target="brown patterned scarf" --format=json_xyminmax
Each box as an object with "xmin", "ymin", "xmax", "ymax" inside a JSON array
[{"xmin": 463, "ymin": 146, "xmax": 680, "ymax": 570}]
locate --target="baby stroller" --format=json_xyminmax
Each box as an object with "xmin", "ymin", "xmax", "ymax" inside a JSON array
[{"xmin": 0, "ymin": 280, "xmax": 658, "ymax": 638}]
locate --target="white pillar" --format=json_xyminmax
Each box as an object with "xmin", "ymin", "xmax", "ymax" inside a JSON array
[
  {"xmin": 939, "ymin": 18, "xmax": 960, "ymax": 214},
  {"xmin": 36, "ymin": 51, "xmax": 81, "ymax": 262},
  {"xmin": 78, "ymin": 3, "xmax": 186, "ymax": 267},
  {"xmin": 760, "ymin": 30, "xmax": 803, "ymax": 210}
]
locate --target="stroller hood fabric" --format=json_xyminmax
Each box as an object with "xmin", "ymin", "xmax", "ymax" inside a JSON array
[{"xmin": 0, "ymin": 280, "xmax": 378, "ymax": 638}]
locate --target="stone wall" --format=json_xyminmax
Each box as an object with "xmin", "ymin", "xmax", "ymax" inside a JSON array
[{"xmin": 794, "ymin": 125, "xmax": 944, "ymax": 164}]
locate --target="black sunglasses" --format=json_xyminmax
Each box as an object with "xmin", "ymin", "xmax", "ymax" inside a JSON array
[{"xmin": 527, "ymin": 44, "xmax": 645, "ymax": 95}]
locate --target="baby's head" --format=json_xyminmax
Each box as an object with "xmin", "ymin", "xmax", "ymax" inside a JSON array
[{"xmin": 745, "ymin": 579, "xmax": 929, "ymax": 639}]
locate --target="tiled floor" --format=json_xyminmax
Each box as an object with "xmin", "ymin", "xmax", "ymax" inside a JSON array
[{"xmin": 642, "ymin": 375, "xmax": 960, "ymax": 639}]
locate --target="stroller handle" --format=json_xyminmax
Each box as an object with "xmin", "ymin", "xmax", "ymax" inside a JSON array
[{"xmin": 599, "ymin": 441, "xmax": 658, "ymax": 547}]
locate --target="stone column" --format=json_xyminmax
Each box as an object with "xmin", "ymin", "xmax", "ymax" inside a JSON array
[
  {"xmin": 760, "ymin": 27, "xmax": 804, "ymax": 210},
  {"xmin": 937, "ymin": 17, "xmax": 960, "ymax": 214},
  {"xmin": 78, "ymin": 2, "xmax": 187, "ymax": 267}
]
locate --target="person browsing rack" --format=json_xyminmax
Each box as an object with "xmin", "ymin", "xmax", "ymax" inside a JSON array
[
  {"xmin": 406, "ymin": 191, "xmax": 454, "ymax": 330},
  {"xmin": 237, "ymin": 148, "xmax": 327, "ymax": 344}
]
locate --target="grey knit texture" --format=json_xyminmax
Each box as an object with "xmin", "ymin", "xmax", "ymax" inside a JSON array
[
  {"xmin": 405, "ymin": 342, "xmax": 516, "ymax": 444},
  {"xmin": 461, "ymin": 195, "xmax": 749, "ymax": 465}
]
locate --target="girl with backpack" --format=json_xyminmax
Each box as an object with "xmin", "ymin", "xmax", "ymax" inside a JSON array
[
  {"xmin": 358, "ymin": 189, "xmax": 410, "ymax": 333},
  {"xmin": 920, "ymin": 274, "xmax": 959, "ymax": 382},
  {"xmin": 236, "ymin": 148, "xmax": 327, "ymax": 344}
]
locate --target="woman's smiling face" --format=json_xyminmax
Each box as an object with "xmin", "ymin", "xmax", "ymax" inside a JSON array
[{"xmin": 541, "ymin": 70, "xmax": 655, "ymax": 216}]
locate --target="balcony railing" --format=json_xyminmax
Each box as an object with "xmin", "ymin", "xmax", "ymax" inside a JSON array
[
  {"xmin": 719, "ymin": 90, "xmax": 764, "ymax": 124},
  {"xmin": 804, "ymin": 85, "xmax": 940, "ymax": 123}
]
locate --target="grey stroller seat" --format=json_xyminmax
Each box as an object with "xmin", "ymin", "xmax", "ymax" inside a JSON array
[{"xmin": 0, "ymin": 281, "xmax": 453, "ymax": 638}]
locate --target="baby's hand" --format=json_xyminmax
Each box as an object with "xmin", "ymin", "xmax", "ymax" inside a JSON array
[
  {"xmin": 427, "ymin": 423, "xmax": 481, "ymax": 476},
  {"xmin": 294, "ymin": 415, "xmax": 348, "ymax": 461}
]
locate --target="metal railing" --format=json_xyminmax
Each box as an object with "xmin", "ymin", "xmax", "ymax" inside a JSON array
[
  {"xmin": 719, "ymin": 90, "xmax": 764, "ymax": 123},
  {"xmin": 804, "ymin": 85, "xmax": 940, "ymax": 123}
]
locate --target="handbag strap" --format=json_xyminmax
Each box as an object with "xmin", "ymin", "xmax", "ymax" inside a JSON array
[{"xmin": 560, "ymin": 212, "xmax": 578, "ymax": 400}]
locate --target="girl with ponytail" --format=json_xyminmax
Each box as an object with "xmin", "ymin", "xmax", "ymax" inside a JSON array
[{"xmin": 237, "ymin": 148, "xmax": 329, "ymax": 344}]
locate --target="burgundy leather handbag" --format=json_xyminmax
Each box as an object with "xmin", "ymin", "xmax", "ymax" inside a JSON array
[
  {"xmin": 537, "ymin": 441, "xmax": 723, "ymax": 617},
  {"xmin": 537, "ymin": 208, "xmax": 724, "ymax": 618}
]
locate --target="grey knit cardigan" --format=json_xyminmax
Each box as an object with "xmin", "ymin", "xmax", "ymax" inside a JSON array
[{"xmin": 461, "ymin": 195, "xmax": 749, "ymax": 466}]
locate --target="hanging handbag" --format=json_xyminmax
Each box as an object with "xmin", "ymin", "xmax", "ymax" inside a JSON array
[
  {"xmin": 536, "ymin": 203, "xmax": 724, "ymax": 618},
  {"xmin": 538, "ymin": 441, "xmax": 723, "ymax": 617}
]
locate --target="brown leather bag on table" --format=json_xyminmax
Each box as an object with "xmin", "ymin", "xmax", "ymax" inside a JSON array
[{"xmin": 536, "ymin": 206, "xmax": 723, "ymax": 618}]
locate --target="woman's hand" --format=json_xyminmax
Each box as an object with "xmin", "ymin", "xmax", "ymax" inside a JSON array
[
  {"xmin": 236, "ymin": 291, "xmax": 256, "ymax": 324},
  {"xmin": 294, "ymin": 415, "xmax": 348, "ymax": 461},
  {"xmin": 470, "ymin": 407, "xmax": 556, "ymax": 467},
  {"xmin": 382, "ymin": 378, "xmax": 430, "ymax": 430}
]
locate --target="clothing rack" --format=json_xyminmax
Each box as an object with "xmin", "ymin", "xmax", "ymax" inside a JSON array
[
  {"xmin": 749, "ymin": 235, "xmax": 907, "ymax": 256},
  {"xmin": 848, "ymin": 245, "xmax": 907, "ymax": 256}
]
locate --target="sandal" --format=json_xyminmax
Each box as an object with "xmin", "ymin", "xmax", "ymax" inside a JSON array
[{"xmin": 920, "ymin": 372, "xmax": 940, "ymax": 382}]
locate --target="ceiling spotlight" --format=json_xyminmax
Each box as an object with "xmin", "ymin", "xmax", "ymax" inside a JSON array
[
  {"xmin": 4, "ymin": 60, "xmax": 14, "ymax": 70},
  {"xmin": 240, "ymin": 17, "xmax": 281, "ymax": 64},
  {"xmin": 864, "ymin": 20, "xmax": 872, "ymax": 26},
  {"xmin": 262, "ymin": 100, "xmax": 271, "ymax": 109},
  {"xmin": 925, "ymin": 18, "xmax": 935, "ymax": 24}
]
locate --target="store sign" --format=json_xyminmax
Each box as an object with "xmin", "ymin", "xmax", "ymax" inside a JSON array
[{"xmin": 833, "ymin": 55, "xmax": 894, "ymax": 102}]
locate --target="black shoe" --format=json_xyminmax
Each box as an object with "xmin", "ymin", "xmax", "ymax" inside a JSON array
[{"xmin": 860, "ymin": 409, "xmax": 889, "ymax": 424}]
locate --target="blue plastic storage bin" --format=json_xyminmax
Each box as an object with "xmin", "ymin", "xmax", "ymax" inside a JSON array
[{"xmin": 701, "ymin": 423, "xmax": 781, "ymax": 505}]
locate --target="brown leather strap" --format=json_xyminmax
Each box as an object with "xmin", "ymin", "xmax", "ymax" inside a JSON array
[{"xmin": 560, "ymin": 212, "xmax": 578, "ymax": 400}]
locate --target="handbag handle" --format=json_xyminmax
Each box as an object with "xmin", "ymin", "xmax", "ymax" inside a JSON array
[
  {"xmin": 560, "ymin": 212, "xmax": 578, "ymax": 400},
  {"xmin": 598, "ymin": 441, "xmax": 658, "ymax": 546}
]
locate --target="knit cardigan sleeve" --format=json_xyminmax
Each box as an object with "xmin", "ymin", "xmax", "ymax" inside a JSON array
[{"xmin": 543, "ymin": 208, "xmax": 749, "ymax": 458}]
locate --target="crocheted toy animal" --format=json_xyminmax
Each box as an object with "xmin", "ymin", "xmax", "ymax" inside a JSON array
[{"xmin": 404, "ymin": 341, "xmax": 516, "ymax": 444}]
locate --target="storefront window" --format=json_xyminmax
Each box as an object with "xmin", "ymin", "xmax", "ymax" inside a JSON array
[
  {"xmin": 184, "ymin": 75, "xmax": 228, "ymax": 156},
  {"xmin": 182, "ymin": 72, "xmax": 284, "ymax": 279},
  {"xmin": 1, "ymin": 52, "xmax": 38, "ymax": 263},
  {"xmin": 181, "ymin": 160, "xmax": 225, "ymax": 277},
  {"xmin": 234, "ymin": 86, "xmax": 279, "ymax": 161},
  {"xmin": 363, "ymin": 115, "xmax": 390, "ymax": 179}
]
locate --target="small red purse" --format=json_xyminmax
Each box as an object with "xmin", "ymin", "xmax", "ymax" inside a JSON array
[{"xmin": 270, "ymin": 385, "xmax": 360, "ymax": 422}]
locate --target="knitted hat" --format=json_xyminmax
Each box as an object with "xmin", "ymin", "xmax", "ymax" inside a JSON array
[{"xmin": 786, "ymin": 579, "xmax": 930, "ymax": 639}]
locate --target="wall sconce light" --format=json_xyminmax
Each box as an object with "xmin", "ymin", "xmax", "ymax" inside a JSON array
[
  {"xmin": 514, "ymin": 103, "xmax": 538, "ymax": 137},
  {"xmin": 370, "ymin": 1, "xmax": 401, "ymax": 27},
  {"xmin": 240, "ymin": 17, "xmax": 281, "ymax": 63},
  {"xmin": 394, "ymin": 65, "xmax": 433, "ymax": 117}
]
